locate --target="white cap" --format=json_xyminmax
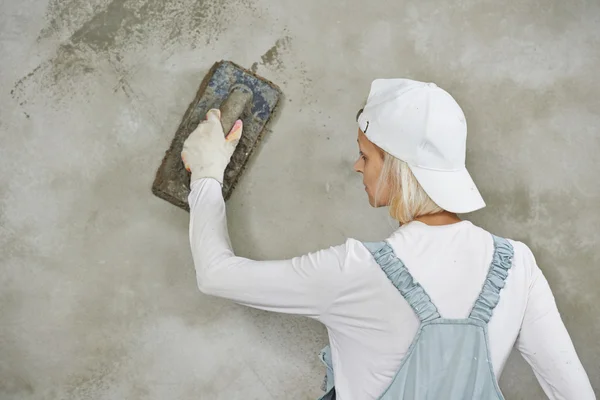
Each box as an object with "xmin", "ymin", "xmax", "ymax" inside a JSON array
[{"xmin": 357, "ymin": 79, "xmax": 485, "ymax": 214}]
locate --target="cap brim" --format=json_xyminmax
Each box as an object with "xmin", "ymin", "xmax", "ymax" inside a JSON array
[{"xmin": 409, "ymin": 165, "xmax": 486, "ymax": 214}]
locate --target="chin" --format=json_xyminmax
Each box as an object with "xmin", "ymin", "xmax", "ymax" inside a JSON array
[
  {"xmin": 368, "ymin": 196, "xmax": 387, "ymax": 208},
  {"xmin": 367, "ymin": 196, "xmax": 375, "ymax": 207},
  {"xmin": 366, "ymin": 191, "xmax": 384, "ymax": 208}
]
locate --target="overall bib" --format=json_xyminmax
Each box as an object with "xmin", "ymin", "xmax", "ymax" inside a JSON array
[{"xmin": 318, "ymin": 235, "xmax": 514, "ymax": 400}]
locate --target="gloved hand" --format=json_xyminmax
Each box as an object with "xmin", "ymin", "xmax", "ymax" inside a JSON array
[{"xmin": 181, "ymin": 109, "xmax": 243, "ymax": 184}]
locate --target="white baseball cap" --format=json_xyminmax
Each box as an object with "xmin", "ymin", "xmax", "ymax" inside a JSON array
[{"xmin": 357, "ymin": 79, "xmax": 485, "ymax": 214}]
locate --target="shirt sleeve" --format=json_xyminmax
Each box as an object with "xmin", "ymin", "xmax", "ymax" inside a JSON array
[
  {"xmin": 515, "ymin": 244, "xmax": 595, "ymax": 400},
  {"xmin": 187, "ymin": 178, "xmax": 347, "ymax": 320}
]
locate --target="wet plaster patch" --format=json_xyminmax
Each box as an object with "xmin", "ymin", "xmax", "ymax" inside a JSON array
[
  {"xmin": 11, "ymin": 0, "xmax": 260, "ymax": 113},
  {"xmin": 260, "ymin": 36, "xmax": 291, "ymax": 70},
  {"xmin": 250, "ymin": 36, "xmax": 314, "ymax": 106}
]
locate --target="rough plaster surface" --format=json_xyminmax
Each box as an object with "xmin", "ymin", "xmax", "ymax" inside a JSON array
[{"xmin": 1, "ymin": 0, "xmax": 598, "ymax": 398}]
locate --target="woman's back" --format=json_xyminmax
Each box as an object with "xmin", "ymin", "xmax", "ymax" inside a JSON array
[
  {"xmin": 322, "ymin": 220, "xmax": 591, "ymax": 399},
  {"xmin": 184, "ymin": 77, "xmax": 594, "ymax": 399}
]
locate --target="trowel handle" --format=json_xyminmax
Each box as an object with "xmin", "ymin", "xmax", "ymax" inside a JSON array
[{"xmin": 219, "ymin": 88, "xmax": 253, "ymax": 135}]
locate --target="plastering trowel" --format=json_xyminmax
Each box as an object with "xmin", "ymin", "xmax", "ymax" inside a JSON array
[{"xmin": 152, "ymin": 60, "xmax": 282, "ymax": 211}]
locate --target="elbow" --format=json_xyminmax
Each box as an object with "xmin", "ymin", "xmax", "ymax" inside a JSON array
[
  {"xmin": 192, "ymin": 254, "xmax": 241, "ymax": 296},
  {"xmin": 196, "ymin": 277, "xmax": 208, "ymax": 294},
  {"xmin": 196, "ymin": 270, "xmax": 217, "ymax": 296},
  {"xmin": 195, "ymin": 261, "xmax": 229, "ymax": 296}
]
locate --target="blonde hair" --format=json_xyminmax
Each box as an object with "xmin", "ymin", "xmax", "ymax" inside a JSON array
[{"xmin": 374, "ymin": 152, "xmax": 444, "ymax": 224}]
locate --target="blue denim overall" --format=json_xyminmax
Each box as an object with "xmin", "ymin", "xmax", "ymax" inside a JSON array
[{"xmin": 318, "ymin": 235, "xmax": 514, "ymax": 400}]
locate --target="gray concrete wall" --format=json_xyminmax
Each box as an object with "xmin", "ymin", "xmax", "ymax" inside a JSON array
[{"xmin": 1, "ymin": 0, "xmax": 598, "ymax": 398}]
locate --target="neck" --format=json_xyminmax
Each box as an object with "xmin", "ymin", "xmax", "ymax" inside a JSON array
[{"xmin": 411, "ymin": 211, "xmax": 462, "ymax": 226}]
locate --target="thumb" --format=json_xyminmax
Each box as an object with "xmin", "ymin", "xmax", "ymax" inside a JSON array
[
  {"xmin": 225, "ymin": 119, "xmax": 243, "ymax": 149},
  {"xmin": 206, "ymin": 108, "xmax": 221, "ymax": 122}
]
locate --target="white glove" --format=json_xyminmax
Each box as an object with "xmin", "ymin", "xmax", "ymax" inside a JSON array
[{"xmin": 181, "ymin": 109, "xmax": 243, "ymax": 184}]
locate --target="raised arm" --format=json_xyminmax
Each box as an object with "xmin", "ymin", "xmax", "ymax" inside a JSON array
[
  {"xmin": 188, "ymin": 178, "xmax": 347, "ymax": 318},
  {"xmin": 181, "ymin": 109, "xmax": 346, "ymax": 319}
]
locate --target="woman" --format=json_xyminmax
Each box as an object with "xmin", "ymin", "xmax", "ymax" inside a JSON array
[{"xmin": 181, "ymin": 79, "xmax": 594, "ymax": 399}]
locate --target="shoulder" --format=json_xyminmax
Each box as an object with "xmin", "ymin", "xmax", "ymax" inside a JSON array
[
  {"xmin": 326, "ymin": 238, "xmax": 385, "ymax": 276},
  {"xmin": 507, "ymin": 239, "xmax": 536, "ymax": 260},
  {"xmin": 503, "ymin": 238, "xmax": 543, "ymax": 287},
  {"xmin": 342, "ymin": 237, "xmax": 381, "ymax": 260},
  {"xmin": 463, "ymin": 222, "xmax": 542, "ymax": 286},
  {"xmin": 301, "ymin": 238, "xmax": 378, "ymax": 274},
  {"xmin": 506, "ymin": 239, "xmax": 537, "ymax": 267},
  {"xmin": 462, "ymin": 221, "xmax": 538, "ymax": 271}
]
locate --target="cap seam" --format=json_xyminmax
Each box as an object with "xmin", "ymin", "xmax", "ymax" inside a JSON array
[
  {"xmin": 417, "ymin": 89, "xmax": 432, "ymax": 163},
  {"xmin": 408, "ymin": 163, "xmax": 465, "ymax": 172}
]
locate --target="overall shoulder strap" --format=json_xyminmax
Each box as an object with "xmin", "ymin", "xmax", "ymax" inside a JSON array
[
  {"xmin": 363, "ymin": 241, "xmax": 440, "ymax": 323},
  {"xmin": 469, "ymin": 235, "xmax": 515, "ymax": 324}
]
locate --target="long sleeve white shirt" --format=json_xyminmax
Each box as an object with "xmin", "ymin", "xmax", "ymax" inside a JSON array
[{"xmin": 188, "ymin": 178, "xmax": 595, "ymax": 400}]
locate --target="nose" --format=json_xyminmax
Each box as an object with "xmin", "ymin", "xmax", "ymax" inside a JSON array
[{"xmin": 353, "ymin": 158, "xmax": 363, "ymax": 173}]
